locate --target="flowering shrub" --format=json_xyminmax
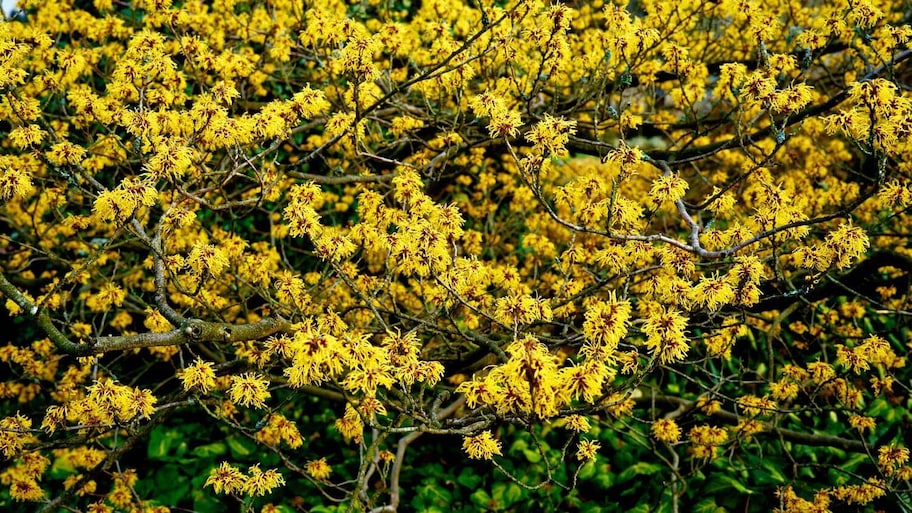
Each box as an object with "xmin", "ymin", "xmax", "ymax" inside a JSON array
[{"xmin": 0, "ymin": 0, "xmax": 911, "ymax": 511}]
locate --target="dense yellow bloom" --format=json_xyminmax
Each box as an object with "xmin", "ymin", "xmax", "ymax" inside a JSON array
[
  {"xmin": 526, "ymin": 115, "xmax": 576, "ymax": 155},
  {"xmin": 204, "ymin": 462, "xmax": 246, "ymax": 495},
  {"xmin": 85, "ymin": 283, "xmax": 127, "ymax": 313},
  {"xmin": 561, "ymin": 360, "xmax": 610, "ymax": 404},
  {"xmin": 0, "ymin": 414, "xmax": 36, "ymax": 458},
  {"xmin": 1, "ymin": 0, "xmax": 911, "ymax": 506},
  {"xmin": 649, "ymin": 173, "xmax": 689, "ymax": 206},
  {"xmin": 878, "ymin": 445, "xmax": 909, "ymax": 475},
  {"xmin": 255, "ymin": 414, "xmax": 303, "ymax": 449},
  {"xmin": 688, "ymin": 425, "xmax": 728, "ymax": 459},
  {"xmin": 228, "ymin": 373, "xmax": 271, "ymax": 409},
  {"xmin": 807, "ymin": 361, "xmax": 836, "ymax": 384},
  {"xmin": 830, "ymin": 478, "xmax": 887, "ymax": 505},
  {"xmin": 564, "ymin": 415, "xmax": 591, "ymax": 433},
  {"xmin": 737, "ymin": 395, "xmax": 776, "ymax": 418},
  {"xmin": 651, "ymin": 419, "xmax": 681, "ymax": 443},
  {"xmin": 848, "ymin": 415, "xmax": 876, "ymax": 433},
  {"xmin": 691, "ymin": 275, "xmax": 735, "ymax": 311},
  {"xmin": 463, "ymin": 431, "xmax": 502, "ymax": 460},
  {"xmin": 92, "ymin": 178, "xmax": 156, "ymax": 224},
  {"xmin": 45, "ymin": 142, "xmax": 86, "ymax": 166},
  {"xmin": 576, "ymin": 440, "xmax": 601, "ymax": 461},
  {"xmin": 334, "ymin": 404, "xmax": 364, "ymax": 444},
  {"xmin": 582, "ymin": 296, "xmax": 631, "ymax": 350},
  {"xmin": 8, "ymin": 125, "xmax": 46, "ymax": 149},
  {"xmin": 0, "ymin": 158, "xmax": 32, "ymax": 201},
  {"xmin": 305, "ymin": 458, "xmax": 332, "ymax": 481},
  {"xmin": 642, "ymin": 307, "xmax": 689, "ymax": 364},
  {"xmin": 186, "ymin": 243, "xmax": 231, "ymax": 278},
  {"xmin": 494, "ymin": 294, "xmax": 552, "ymax": 326},
  {"xmin": 179, "ymin": 359, "xmax": 218, "ymax": 393},
  {"xmin": 768, "ymin": 380, "xmax": 799, "ymax": 402},
  {"xmin": 244, "ymin": 465, "xmax": 285, "ymax": 497},
  {"xmin": 8, "ymin": 476, "xmax": 44, "ymax": 501}
]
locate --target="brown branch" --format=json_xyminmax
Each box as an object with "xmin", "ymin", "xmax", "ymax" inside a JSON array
[
  {"xmin": 131, "ymin": 219, "xmax": 184, "ymax": 326},
  {"xmin": 0, "ymin": 270, "xmax": 290, "ymax": 356},
  {"xmin": 287, "ymin": 170, "xmax": 398, "ymax": 185},
  {"xmin": 383, "ymin": 397, "xmax": 466, "ymax": 513},
  {"xmin": 564, "ymin": 50, "xmax": 912, "ymax": 165},
  {"xmin": 644, "ymin": 394, "xmax": 866, "ymax": 452}
]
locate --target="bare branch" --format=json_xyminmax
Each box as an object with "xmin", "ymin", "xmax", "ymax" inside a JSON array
[{"xmin": 0, "ymin": 270, "xmax": 289, "ymax": 356}]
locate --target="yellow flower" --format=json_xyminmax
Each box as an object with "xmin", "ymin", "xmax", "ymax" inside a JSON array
[
  {"xmin": 582, "ymin": 296, "xmax": 631, "ymax": 350},
  {"xmin": 642, "ymin": 307, "xmax": 690, "ymax": 364},
  {"xmin": 8, "ymin": 125, "xmax": 46, "ymax": 149},
  {"xmin": 243, "ymin": 464, "xmax": 285, "ymax": 496},
  {"xmin": 576, "ymin": 439, "xmax": 601, "ymax": 461},
  {"xmin": 9, "ymin": 477, "xmax": 44, "ymax": 501},
  {"xmin": 878, "ymin": 445, "xmax": 910, "ymax": 475},
  {"xmin": 186, "ymin": 242, "xmax": 230, "ymax": 278},
  {"xmin": 526, "ymin": 115, "xmax": 576, "ymax": 155},
  {"xmin": 204, "ymin": 462, "xmax": 246, "ymax": 495},
  {"xmin": 651, "ymin": 418, "xmax": 681, "ymax": 443},
  {"xmin": 649, "ymin": 173, "xmax": 689, "ymax": 206},
  {"xmin": 45, "ymin": 141, "xmax": 87, "ymax": 166},
  {"xmin": 334, "ymin": 404, "xmax": 364, "ymax": 443},
  {"xmin": 848, "ymin": 415, "xmax": 876, "ymax": 433},
  {"xmin": 564, "ymin": 415, "xmax": 591, "ymax": 433},
  {"xmin": 85, "ymin": 283, "xmax": 127, "ymax": 313},
  {"xmin": 228, "ymin": 373, "xmax": 271, "ymax": 409},
  {"xmin": 0, "ymin": 159, "xmax": 33, "ymax": 201},
  {"xmin": 486, "ymin": 107, "xmax": 523, "ymax": 138},
  {"xmin": 179, "ymin": 359, "xmax": 217, "ymax": 393},
  {"xmin": 462, "ymin": 431, "xmax": 502, "ymax": 460},
  {"xmin": 305, "ymin": 458, "xmax": 332, "ymax": 480}
]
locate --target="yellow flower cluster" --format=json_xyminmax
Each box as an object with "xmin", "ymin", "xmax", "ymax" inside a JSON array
[
  {"xmin": 204, "ymin": 462, "xmax": 285, "ymax": 497},
  {"xmin": 0, "ymin": 0, "xmax": 910, "ymax": 506},
  {"xmin": 462, "ymin": 431, "xmax": 502, "ymax": 460}
]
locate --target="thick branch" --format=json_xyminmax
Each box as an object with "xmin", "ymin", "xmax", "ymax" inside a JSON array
[
  {"xmin": 0, "ymin": 270, "xmax": 290, "ymax": 356},
  {"xmin": 131, "ymin": 219, "xmax": 184, "ymax": 326}
]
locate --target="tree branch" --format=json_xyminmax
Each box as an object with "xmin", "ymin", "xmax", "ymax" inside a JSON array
[
  {"xmin": 644, "ymin": 394, "xmax": 867, "ymax": 452},
  {"xmin": 0, "ymin": 270, "xmax": 290, "ymax": 356}
]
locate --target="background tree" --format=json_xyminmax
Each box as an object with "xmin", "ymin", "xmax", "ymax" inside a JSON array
[{"xmin": 1, "ymin": 0, "xmax": 911, "ymax": 511}]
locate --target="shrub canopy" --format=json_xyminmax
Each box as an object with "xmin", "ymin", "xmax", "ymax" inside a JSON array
[{"xmin": 1, "ymin": 0, "xmax": 911, "ymax": 511}]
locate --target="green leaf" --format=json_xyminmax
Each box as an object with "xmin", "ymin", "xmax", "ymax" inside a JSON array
[
  {"xmin": 457, "ymin": 468, "xmax": 483, "ymax": 489},
  {"xmin": 226, "ymin": 436, "xmax": 256, "ymax": 458},
  {"xmin": 522, "ymin": 448, "xmax": 542, "ymax": 463},
  {"xmin": 147, "ymin": 425, "xmax": 182, "ymax": 461},
  {"xmin": 417, "ymin": 482, "xmax": 452, "ymax": 506},
  {"xmin": 653, "ymin": 497, "xmax": 673, "ymax": 513},
  {"xmin": 309, "ymin": 506, "xmax": 345, "ymax": 513},
  {"xmin": 151, "ymin": 464, "xmax": 189, "ymax": 505},
  {"xmin": 593, "ymin": 464, "xmax": 614, "ymax": 489},
  {"xmin": 578, "ymin": 460, "xmax": 596, "ymax": 480},
  {"xmin": 470, "ymin": 489, "xmax": 496, "ymax": 511},
  {"xmin": 580, "ymin": 503, "xmax": 607, "ymax": 513},
  {"xmin": 48, "ymin": 457, "xmax": 76, "ymax": 479},
  {"xmin": 692, "ymin": 498, "xmax": 726, "ymax": 513},
  {"xmin": 491, "ymin": 482, "xmax": 523, "ymax": 507},
  {"xmin": 192, "ymin": 442, "xmax": 227, "ymax": 459},
  {"xmin": 760, "ymin": 460, "xmax": 788, "ymax": 484},
  {"xmin": 869, "ymin": 397, "xmax": 891, "ymax": 417},
  {"xmin": 617, "ymin": 461, "xmax": 663, "ymax": 483},
  {"xmin": 704, "ymin": 473, "xmax": 754, "ymax": 495}
]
